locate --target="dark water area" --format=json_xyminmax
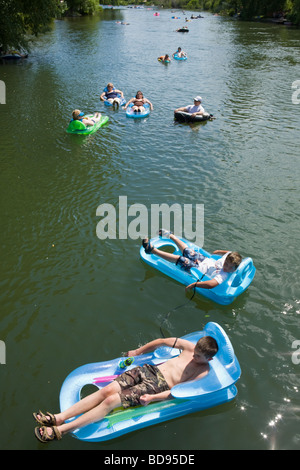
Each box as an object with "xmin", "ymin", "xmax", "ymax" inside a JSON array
[{"xmin": 0, "ymin": 7, "xmax": 299, "ymax": 450}]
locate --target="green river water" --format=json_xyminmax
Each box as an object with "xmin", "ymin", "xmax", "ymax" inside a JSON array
[{"xmin": 0, "ymin": 7, "xmax": 299, "ymax": 450}]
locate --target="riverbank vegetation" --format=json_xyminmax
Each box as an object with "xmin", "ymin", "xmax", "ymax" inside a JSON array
[
  {"xmin": 115, "ymin": 0, "xmax": 300, "ymax": 24},
  {"xmin": 1, "ymin": 0, "xmax": 299, "ymax": 53},
  {"xmin": 0, "ymin": 0, "xmax": 102, "ymax": 52}
]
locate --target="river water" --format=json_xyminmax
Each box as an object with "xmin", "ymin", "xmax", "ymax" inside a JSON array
[{"xmin": 0, "ymin": 7, "xmax": 299, "ymax": 450}]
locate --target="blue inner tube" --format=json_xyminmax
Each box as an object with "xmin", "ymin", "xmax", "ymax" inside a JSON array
[
  {"xmin": 174, "ymin": 53, "xmax": 187, "ymax": 61},
  {"xmin": 102, "ymin": 87, "xmax": 126, "ymax": 107},
  {"xmin": 104, "ymin": 95, "xmax": 126, "ymax": 107},
  {"xmin": 126, "ymin": 102, "xmax": 150, "ymax": 119}
]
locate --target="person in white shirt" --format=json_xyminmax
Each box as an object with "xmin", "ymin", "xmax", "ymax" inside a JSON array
[
  {"xmin": 174, "ymin": 96, "xmax": 205, "ymax": 118},
  {"xmin": 172, "ymin": 47, "xmax": 187, "ymax": 58},
  {"xmin": 142, "ymin": 230, "xmax": 242, "ymax": 290}
]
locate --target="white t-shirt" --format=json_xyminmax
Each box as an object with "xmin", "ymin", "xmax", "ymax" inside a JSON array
[
  {"xmin": 196, "ymin": 252, "xmax": 231, "ymax": 285},
  {"xmin": 185, "ymin": 104, "xmax": 205, "ymax": 114}
]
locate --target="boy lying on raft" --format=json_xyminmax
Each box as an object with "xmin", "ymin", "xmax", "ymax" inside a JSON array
[
  {"xmin": 142, "ymin": 230, "xmax": 242, "ymax": 290},
  {"xmin": 33, "ymin": 335, "xmax": 218, "ymax": 443}
]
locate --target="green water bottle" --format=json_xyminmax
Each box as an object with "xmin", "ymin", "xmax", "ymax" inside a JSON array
[{"xmin": 119, "ymin": 357, "xmax": 134, "ymax": 369}]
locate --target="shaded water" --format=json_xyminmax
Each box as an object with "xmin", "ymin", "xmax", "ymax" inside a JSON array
[{"xmin": 0, "ymin": 8, "xmax": 299, "ymax": 450}]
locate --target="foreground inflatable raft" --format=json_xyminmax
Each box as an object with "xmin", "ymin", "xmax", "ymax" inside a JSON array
[
  {"xmin": 59, "ymin": 322, "xmax": 241, "ymax": 442},
  {"xmin": 66, "ymin": 115, "xmax": 109, "ymax": 135},
  {"xmin": 140, "ymin": 236, "xmax": 255, "ymax": 305}
]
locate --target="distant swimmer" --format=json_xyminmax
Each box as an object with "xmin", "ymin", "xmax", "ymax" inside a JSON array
[
  {"xmin": 172, "ymin": 47, "xmax": 187, "ymax": 58},
  {"xmin": 158, "ymin": 54, "xmax": 171, "ymax": 62}
]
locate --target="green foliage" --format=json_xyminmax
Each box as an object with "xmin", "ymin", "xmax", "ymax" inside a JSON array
[
  {"xmin": 186, "ymin": 0, "xmax": 201, "ymax": 9},
  {"xmin": 0, "ymin": 0, "xmax": 101, "ymax": 52},
  {"xmin": 287, "ymin": 0, "xmax": 300, "ymax": 22},
  {"xmin": 1, "ymin": 0, "xmax": 299, "ymax": 53},
  {"xmin": 193, "ymin": 0, "xmax": 299, "ymax": 21},
  {"xmin": 0, "ymin": 0, "xmax": 59, "ymax": 51},
  {"xmin": 65, "ymin": 0, "xmax": 100, "ymax": 15}
]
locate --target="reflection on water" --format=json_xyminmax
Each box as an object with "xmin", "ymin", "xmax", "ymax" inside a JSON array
[{"xmin": 0, "ymin": 7, "xmax": 300, "ymax": 450}]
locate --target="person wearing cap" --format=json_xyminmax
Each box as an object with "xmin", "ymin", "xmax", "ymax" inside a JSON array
[
  {"xmin": 71, "ymin": 110, "xmax": 101, "ymax": 126},
  {"xmin": 174, "ymin": 96, "xmax": 205, "ymax": 118}
]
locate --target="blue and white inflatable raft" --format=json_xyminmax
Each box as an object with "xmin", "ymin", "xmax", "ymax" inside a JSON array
[
  {"xmin": 126, "ymin": 102, "xmax": 150, "ymax": 118},
  {"xmin": 102, "ymin": 86, "xmax": 126, "ymax": 107},
  {"xmin": 59, "ymin": 322, "xmax": 241, "ymax": 442},
  {"xmin": 173, "ymin": 53, "xmax": 187, "ymax": 60},
  {"xmin": 103, "ymin": 96, "xmax": 126, "ymax": 107},
  {"xmin": 140, "ymin": 236, "xmax": 256, "ymax": 305}
]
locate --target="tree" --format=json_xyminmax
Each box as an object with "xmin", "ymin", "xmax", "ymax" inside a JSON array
[
  {"xmin": 0, "ymin": 0, "xmax": 102, "ymax": 52},
  {"xmin": 288, "ymin": 0, "xmax": 300, "ymax": 22},
  {"xmin": 0, "ymin": 0, "xmax": 59, "ymax": 52},
  {"xmin": 65, "ymin": 0, "xmax": 100, "ymax": 16}
]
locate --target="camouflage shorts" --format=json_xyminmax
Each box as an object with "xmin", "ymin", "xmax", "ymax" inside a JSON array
[{"xmin": 115, "ymin": 364, "xmax": 170, "ymax": 409}]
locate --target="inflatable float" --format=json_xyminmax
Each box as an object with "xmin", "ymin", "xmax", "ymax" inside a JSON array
[
  {"xmin": 176, "ymin": 27, "xmax": 189, "ymax": 32},
  {"xmin": 66, "ymin": 115, "xmax": 109, "ymax": 135},
  {"xmin": 126, "ymin": 103, "xmax": 150, "ymax": 119},
  {"xmin": 173, "ymin": 53, "xmax": 187, "ymax": 61},
  {"xmin": 102, "ymin": 86, "xmax": 126, "ymax": 107},
  {"xmin": 103, "ymin": 96, "xmax": 126, "ymax": 107},
  {"xmin": 158, "ymin": 58, "xmax": 171, "ymax": 64},
  {"xmin": 140, "ymin": 236, "xmax": 255, "ymax": 305},
  {"xmin": 0, "ymin": 51, "xmax": 28, "ymax": 60},
  {"xmin": 174, "ymin": 111, "xmax": 213, "ymax": 123},
  {"xmin": 59, "ymin": 322, "xmax": 241, "ymax": 442}
]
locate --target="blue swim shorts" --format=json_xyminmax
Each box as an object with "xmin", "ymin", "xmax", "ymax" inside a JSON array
[{"xmin": 176, "ymin": 248, "xmax": 205, "ymax": 271}]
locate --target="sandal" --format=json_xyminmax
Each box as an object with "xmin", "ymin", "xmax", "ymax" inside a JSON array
[
  {"xmin": 34, "ymin": 425, "xmax": 62, "ymax": 443},
  {"xmin": 33, "ymin": 410, "xmax": 56, "ymax": 426},
  {"xmin": 158, "ymin": 229, "xmax": 173, "ymax": 239},
  {"xmin": 142, "ymin": 239, "xmax": 154, "ymax": 254}
]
